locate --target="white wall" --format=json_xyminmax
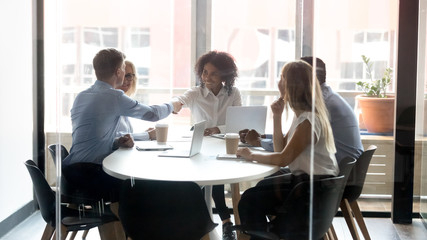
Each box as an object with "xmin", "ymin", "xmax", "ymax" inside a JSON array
[{"xmin": 0, "ymin": 0, "xmax": 34, "ymax": 222}]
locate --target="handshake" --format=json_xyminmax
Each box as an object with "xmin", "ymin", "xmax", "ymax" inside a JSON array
[
  {"xmin": 171, "ymin": 99, "xmax": 184, "ymax": 114},
  {"xmin": 238, "ymin": 129, "xmax": 267, "ymax": 147}
]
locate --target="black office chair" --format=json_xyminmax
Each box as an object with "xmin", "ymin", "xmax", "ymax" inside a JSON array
[
  {"xmin": 234, "ymin": 157, "xmax": 356, "ymax": 240},
  {"xmin": 47, "ymin": 144, "xmax": 70, "ymax": 198},
  {"xmin": 48, "ymin": 144, "xmax": 115, "ymax": 239},
  {"xmin": 118, "ymin": 179, "xmax": 217, "ymax": 240},
  {"xmin": 326, "ymin": 156, "xmax": 360, "ymax": 239},
  {"xmin": 24, "ymin": 159, "xmax": 118, "ymax": 240},
  {"xmin": 48, "ymin": 144, "xmax": 110, "ymax": 205},
  {"xmin": 339, "ymin": 145, "xmax": 377, "ymax": 240},
  {"xmin": 47, "ymin": 144, "xmax": 69, "ymax": 165}
]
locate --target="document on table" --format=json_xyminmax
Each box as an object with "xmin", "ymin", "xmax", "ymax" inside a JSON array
[{"xmin": 216, "ymin": 154, "xmax": 244, "ymax": 160}]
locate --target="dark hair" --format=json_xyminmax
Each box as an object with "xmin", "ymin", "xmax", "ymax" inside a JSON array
[
  {"xmin": 300, "ymin": 56, "xmax": 326, "ymax": 84},
  {"xmin": 195, "ymin": 50, "xmax": 238, "ymax": 96},
  {"xmin": 93, "ymin": 48, "xmax": 126, "ymax": 80}
]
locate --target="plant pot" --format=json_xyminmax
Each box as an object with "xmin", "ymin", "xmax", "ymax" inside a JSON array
[{"xmin": 356, "ymin": 94, "xmax": 395, "ymax": 133}]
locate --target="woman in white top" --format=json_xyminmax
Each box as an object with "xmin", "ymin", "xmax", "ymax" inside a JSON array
[
  {"xmin": 116, "ymin": 60, "xmax": 156, "ymax": 141},
  {"xmin": 174, "ymin": 50, "xmax": 242, "ymax": 135},
  {"xmin": 174, "ymin": 51, "xmax": 241, "ymax": 240},
  {"xmin": 236, "ymin": 60, "xmax": 339, "ymax": 232}
]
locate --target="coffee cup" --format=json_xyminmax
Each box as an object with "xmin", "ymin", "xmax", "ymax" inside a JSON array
[
  {"xmin": 225, "ymin": 133, "xmax": 240, "ymax": 154},
  {"xmin": 155, "ymin": 123, "xmax": 169, "ymax": 144}
]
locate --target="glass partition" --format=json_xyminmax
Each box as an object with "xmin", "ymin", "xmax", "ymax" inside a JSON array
[
  {"xmin": 418, "ymin": 0, "xmax": 427, "ymax": 227},
  {"xmin": 313, "ymin": 0, "xmax": 398, "ymax": 217},
  {"xmin": 44, "ymin": 0, "xmax": 402, "ymax": 239}
]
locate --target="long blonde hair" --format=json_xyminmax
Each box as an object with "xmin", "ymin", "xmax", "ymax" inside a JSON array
[
  {"xmin": 124, "ymin": 60, "xmax": 137, "ymax": 97},
  {"xmin": 280, "ymin": 60, "xmax": 336, "ymax": 153}
]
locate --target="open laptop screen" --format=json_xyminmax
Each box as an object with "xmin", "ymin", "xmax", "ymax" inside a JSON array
[{"xmin": 225, "ymin": 106, "xmax": 267, "ymax": 134}]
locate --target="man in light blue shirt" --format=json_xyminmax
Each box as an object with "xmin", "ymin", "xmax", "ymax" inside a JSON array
[
  {"xmin": 240, "ymin": 57, "xmax": 363, "ymax": 163},
  {"xmin": 63, "ymin": 48, "xmax": 181, "ymax": 203}
]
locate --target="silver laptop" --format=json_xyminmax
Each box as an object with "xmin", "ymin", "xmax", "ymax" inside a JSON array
[
  {"xmin": 211, "ymin": 106, "xmax": 267, "ymax": 140},
  {"xmin": 226, "ymin": 106, "xmax": 267, "ymax": 134},
  {"xmin": 158, "ymin": 120, "xmax": 206, "ymax": 158}
]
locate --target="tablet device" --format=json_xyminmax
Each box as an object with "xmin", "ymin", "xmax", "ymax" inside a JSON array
[{"xmin": 136, "ymin": 141, "xmax": 173, "ymax": 151}]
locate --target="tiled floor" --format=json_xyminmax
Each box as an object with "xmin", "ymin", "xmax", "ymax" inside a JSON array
[{"xmin": 2, "ymin": 210, "xmax": 427, "ymax": 240}]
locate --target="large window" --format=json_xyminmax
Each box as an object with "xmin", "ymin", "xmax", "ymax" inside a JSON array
[
  {"xmin": 45, "ymin": 0, "xmax": 193, "ymax": 132},
  {"xmin": 46, "ymin": 0, "xmax": 398, "ymax": 131},
  {"xmin": 210, "ymin": 0, "xmax": 296, "ymax": 132},
  {"xmin": 313, "ymin": 0, "xmax": 397, "ymax": 108}
]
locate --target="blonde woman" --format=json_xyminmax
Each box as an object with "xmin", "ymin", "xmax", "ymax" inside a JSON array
[
  {"xmin": 116, "ymin": 60, "xmax": 156, "ymax": 140},
  {"xmin": 236, "ymin": 60, "xmax": 338, "ymax": 232}
]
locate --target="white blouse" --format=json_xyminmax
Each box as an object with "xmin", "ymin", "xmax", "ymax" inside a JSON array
[
  {"xmin": 287, "ymin": 112, "xmax": 338, "ymax": 176},
  {"xmin": 175, "ymin": 86, "xmax": 242, "ymax": 133},
  {"xmin": 116, "ymin": 116, "xmax": 150, "ymax": 141}
]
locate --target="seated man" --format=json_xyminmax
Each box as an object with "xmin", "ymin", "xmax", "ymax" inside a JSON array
[
  {"xmin": 63, "ymin": 47, "xmax": 181, "ymax": 206},
  {"xmin": 240, "ymin": 56, "xmax": 363, "ymax": 163}
]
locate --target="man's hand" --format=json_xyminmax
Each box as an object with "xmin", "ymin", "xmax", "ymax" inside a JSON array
[
  {"xmin": 118, "ymin": 134, "xmax": 134, "ymax": 148},
  {"xmin": 245, "ymin": 129, "xmax": 262, "ymax": 147},
  {"xmin": 146, "ymin": 128, "xmax": 156, "ymax": 140},
  {"xmin": 239, "ymin": 129, "xmax": 262, "ymax": 147},
  {"xmin": 239, "ymin": 129, "xmax": 249, "ymax": 143}
]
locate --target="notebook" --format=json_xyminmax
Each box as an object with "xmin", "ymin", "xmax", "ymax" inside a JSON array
[
  {"xmin": 136, "ymin": 141, "xmax": 173, "ymax": 151},
  {"xmin": 211, "ymin": 106, "xmax": 267, "ymax": 140},
  {"xmin": 158, "ymin": 120, "xmax": 206, "ymax": 158}
]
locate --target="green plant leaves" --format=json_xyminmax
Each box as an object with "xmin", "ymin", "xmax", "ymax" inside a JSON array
[{"xmin": 358, "ymin": 55, "xmax": 392, "ymax": 98}]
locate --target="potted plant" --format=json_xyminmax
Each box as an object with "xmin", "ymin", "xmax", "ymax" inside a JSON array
[{"xmin": 356, "ymin": 55, "xmax": 395, "ymax": 133}]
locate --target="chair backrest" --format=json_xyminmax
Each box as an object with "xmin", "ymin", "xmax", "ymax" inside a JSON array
[
  {"xmin": 48, "ymin": 144, "xmax": 69, "ymax": 165},
  {"xmin": 273, "ymin": 175, "xmax": 348, "ymax": 240},
  {"xmin": 343, "ymin": 145, "xmax": 377, "ymax": 202},
  {"xmin": 334, "ymin": 156, "xmax": 357, "ymax": 209},
  {"xmin": 48, "ymin": 145, "xmax": 106, "ymax": 205},
  {"xmin": 24, "ymin": 160, "xmax": 56, "ymax": 227},
  {"xmin": 338, "ymin": 156, "xmax": 357, "ymax": 185}
]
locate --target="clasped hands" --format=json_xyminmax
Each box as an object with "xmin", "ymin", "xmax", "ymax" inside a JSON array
[
  {"xmin": 238, "ymin": 129, "xmax": 262, "ymax": 147},
  {"xmin": 237, "ymin": 96, "xmax": 284, "ymax": 160},
  {"xmin": 116, "ymin": 134, "xmax": 134, "ymax": 149}
]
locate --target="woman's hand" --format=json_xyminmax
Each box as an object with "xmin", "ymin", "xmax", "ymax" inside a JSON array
[
  {"xmin": 236, "ymin": 147, "xmax": 253, "ymax": 161},
  {"xmin": 271, "ymin": 97, "xmax": 285, "ymax": 116},
  {"xmin": 204, "ymin": 127, "xmax": 220, "ymax": 136}
]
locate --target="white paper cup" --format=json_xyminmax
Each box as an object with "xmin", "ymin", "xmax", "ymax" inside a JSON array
[
  {"xmin": 155, "ymin": 123, "xmax": 169, "ymax": 144},
  {"xmin": 225, "ymin": 133, "xmax": 240, "ymax": 154}
]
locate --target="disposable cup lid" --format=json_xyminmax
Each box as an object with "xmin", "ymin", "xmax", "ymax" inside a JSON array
[
  {"xmin": 225, "ymin": 133, "xmax": 239, "ymax": 138},
  {"xmin": 155, "ymin": 123, "xmax": 168, "ymax": 128}
]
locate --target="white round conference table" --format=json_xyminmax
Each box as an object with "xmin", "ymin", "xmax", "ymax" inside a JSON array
[{"xmin": 103, "ymin": 136, "xmax": 279, "ymax": 239}]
